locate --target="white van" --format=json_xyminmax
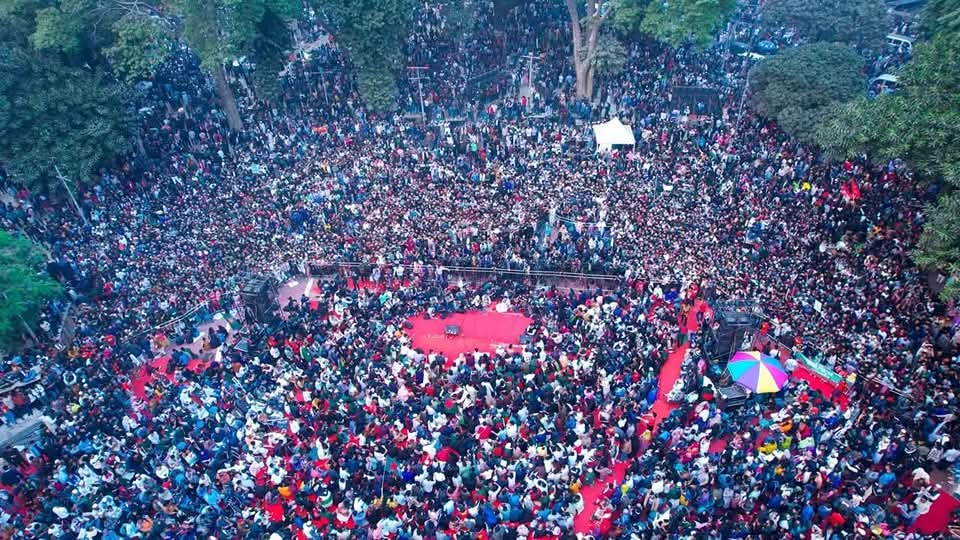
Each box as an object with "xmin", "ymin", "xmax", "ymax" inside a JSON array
[{"xmin": 886, "ymin": 34, "xmax": 914, "ymax": 53}]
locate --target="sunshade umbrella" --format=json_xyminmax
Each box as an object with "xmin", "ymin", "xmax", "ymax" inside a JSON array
[
  {"xmin": 757, "ymin": 40, "xmax": 778, "ymax": 54},
  {"xmin": 727, "ymin": 350, "xmax": 788, "ymax": 394}
]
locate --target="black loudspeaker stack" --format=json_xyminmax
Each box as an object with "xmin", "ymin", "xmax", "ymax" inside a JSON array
[
  {"xmin": 239, "ymin": 273, "xmax": 279, "ymax": 324},
  {"xmin": 712, "ymin": 310, "xmax": 760, "ymax": 362}
]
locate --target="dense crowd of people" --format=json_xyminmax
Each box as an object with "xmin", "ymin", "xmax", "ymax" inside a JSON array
[{"xmin": 0, "ymin": 1, "xmax": 956, "ymax": 538}]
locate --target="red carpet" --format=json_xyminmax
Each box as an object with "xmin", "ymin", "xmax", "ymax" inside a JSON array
[
  {"xmin": 650, "ymin": 344, "xmax": 688, "ymax": 422},
  {"xmin": 573, "ymin": 342, "xmax": 689, "ymax": 535},
  {"xmin": 648, "ymin": 300, "xmax": 708, "ymax": 421},
  {"xmin": 346, "ymin": 278, "xmax": 411, "ymax": 292},
  {"xmin": 572, "ymin": 461, "xmax": 629, "ymax": 534},
  {"xmin": 406, "ymin": 309, "xmax": 533, "ymax": 359},
  {"xmin": 911, "ymin": 491, "xmax": 960, "ymax": 534},
  {"xmin": 130, "ymin": 355, "xmax": 208, "ymax": 399},
  {"xmin": 708, "ymin": 437, "xmax": 730, "ymax": 454},
  {"xmin": 572, "ymin": 300, "xmax": 711, "ymax": 535}
]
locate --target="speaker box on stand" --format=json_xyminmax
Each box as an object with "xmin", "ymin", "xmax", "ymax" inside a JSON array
[
  {"xmin": 712, "ymin": 310, "xmax": 759, "ymax": 362},
  {"xmin": 239, "ymin": 273, "xmax": 279, "ymax": 324}
]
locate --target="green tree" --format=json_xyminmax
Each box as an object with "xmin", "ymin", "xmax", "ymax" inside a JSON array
[
  {"xmin": 902, "ymin": 25, "xmax": 960, "ymax": 300},
  {"xmin": 30, "ymin": 1, "xmax": 88, "ymax": 54},
  {"xmin": 564, "ymin": 0, "xmax": 733, "ymax": 98},
  {"xmin": 584, "ymin": 33, "xmax": 628, "ymax": 78},
  {"xmin": 0, "ymin": 48, "xmax": 134, "ymax": 190},
  {"xmin": 248, "ymin": 7, "xmax": 294, "ymax": 101},
  {"xmin": 24, "ymin": 0, "xmax": 167, "ymax": 60},
  {"xmin": 915, "ymin": 192, "xmax": 960, "ymax": 300},
  {"xmin": 749, "ymin": 42, "xmax": 864, "ymax": 143},
  {"xmin": 612, "ymin": 0, "xmax": 650, "ymax": 34},
  {"xmin": 816, "ymin": 36, "xmax": 960, "ymax": 182},
  {"xmin": 1, "ymin": 0, "xmax": 173, "ymax": 80},
  {"xmin": 763, "ymin": 0, "xmax": 889, "ymax": 47},
  {"xmin": 640, "ymin": 0, "xmax": 737, "ymax": 48},
  {"xmin": 565, "ymin": 0, "xmax": 639, "ymax": 98},
  {"xmin": 922, "ymin": 0, "xmax": 960, "ymax": 39},
  {"xmin": 105, "ymin": 14, "xmax": 174, "ymax": 82},
  {"xmin": 356, "ymin": 69, "xmax": 402, "ymax": 112},
  {"xmin": 0, "ymin": 0, "xmax": 168, "ymax": 192},
  {"xmin": 815, "ymin": 33, "xmax": 960, "ymax": 298},
  {"xmin": 317, "ymin": 0, "xmax": 417, "ymax": 111},
  {"xmin": 0, "ymin": 231, "xmax": 62, "ymax": 350},
  {"xmin": 0, "ymin": 0, "xmax": 44, "ymax": 45},
  {"xmin": 167, "ymin": 0, "xmax": 301, "ymax": 129}
]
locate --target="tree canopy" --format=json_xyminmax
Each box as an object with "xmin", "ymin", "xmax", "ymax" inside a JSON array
[
  {"xmin": 167, "ymin": 0, "xmax": 302, "ymax": 129},
  {"xmin": 640, "ymin": 0, "xmax": 738, "ymax": 48},
  {"xmin": 921, "ymin": 0, "xmax": 960, "ymax": 37},
  {"xmin": 816, "ymin": 35, "xmax": 960, "ymax": 182},
  {"xmin": 105, "ymin": 13, "xmax": 174, "ymax": 82},
  {"xmin": 316, "ymin": 0, "xmax": 417, "ymax": 111},
  {"xmin": 0, "ymin": 48, "xmax": 134, "ymax": 190},
  {"xmin": 0, "ymin": 0, "xmax": 164, "ymax": 189},
  {"xmin": 749, "ymin": 42, "xmax": 865, "ymax": 143},
  {"xmin": 814, "ymin": 26, "xmax": 960, "ymax": 298},
  {"xmin": 564, "ymin": 0, "xmax": 735, "ymax": 98},
  {"xmin": 915, "ymin": 192, "xmax": 960, "ymax": 300},
  {"xmin": 762, "ymin": 0, "xmax": 890, "ymax": 47},
  {"xmin": 0, "ymin": 231, "xmax": 62, "ymax": 350}
]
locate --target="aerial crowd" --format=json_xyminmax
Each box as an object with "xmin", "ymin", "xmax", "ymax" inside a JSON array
[{"xmin": 0, "ymin": 1, "xmax": 956, "ymax": 539}]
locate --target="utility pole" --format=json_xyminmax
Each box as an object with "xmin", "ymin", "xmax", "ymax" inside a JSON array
[
  {"xmin": 441, "ymin": 78, "xmax": 466, "ymax": 120},
  {"xmin": 722, "ymin": 19, "xmax": 737, "ymax": 66},
  {"xmin": 307, "ymin": 70, "xmax": 333, "ymax": 106},
  {"xmin": 520, "ymin": 52, "xmax": 539, "ymax": 88},
  {"xmin": 735, "ymin": 0, "xmax": 766, "ymax": 129},
  {"xmin": 54, "ymin": 166, "xmax": 88, "ymax": 227},
  {"xmin": 408, "ymin": 66, "xmax": 430, "ymax": 119}
]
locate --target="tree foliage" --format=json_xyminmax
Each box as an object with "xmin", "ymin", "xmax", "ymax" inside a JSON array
[
  {"xmin": 816, "ymin": 35, "xmax": 960, "ymax": 183},
  {"xmin": 922, "ymin": 0, "xmax": 960, "ymax": 39},
  {"xmin": 814, "ymin": 31, "xmax": 960, "ymax": 298},
  {"xmin": 317, "ymin": 0, "xmax": 417, "ymax": 111},
  {"xmin": 0, "ymin": 231, "xmax": 62, "ymax": 350},
  {"xmin": 762, "ymin": 0, "xmax": 889, "ymax": 47},
  {"xmin": 166, "ymin": 0, "xmax": 301, "ymax": 129},
  {"xmin": 564, "ymin": 0, "xmax": 733, "ymax": 98},
  {"xmin": 749, "ymin": 42, "xmax": 864, "ymax": 143},
  {"xmin": 564, "ymin": 0, "xmax": 618, "ymax": 98},
  {"xmin": 167, "ymin": 0, "xmax": 299, "ymax": 70},
  {"xmin": 2, "ymin": 0, "xmax": 173, "ymax": 81},
  {"xmin": 16, "ymin": 0, "xmax": 156, "ymax": 61},
  {"xmin": 0, "ymin": 48, "xmax": 134, "ymax": 189},
  {"xmin": 582, "ymin": 33, "xmax": 628, "ymax": 77},
  {"xmin": 640, "ymin": 0, "xmax": 737, "ymax": 48},
  {"xmin": 30, "ymin": 1, "xmax": 88, "ymax": 55},
  {"xmin": 249, "ymin": 7, "xmax": 294, "ymax": 101},
  {"xmin": 915, "ymin": 192, "xmax": 960, "ymax": 300},
  {"xmin": 105, "ymin": 14, "xmax": 173, "ymax": 82},
  {"xmin": 357, "ymin": 69, "xmax": 402, "ymax": 112},
  {"xmin": 0, "ymin": 0, "xmax": 44, "ymax": 45},
  {"xmin": 611, "ymin": 0, "xmax": 650, "ymax": 34}
]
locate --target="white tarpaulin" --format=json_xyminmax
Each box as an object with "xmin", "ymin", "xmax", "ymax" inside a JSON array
[{"xmin": 592, "ymin": 118, "xmax": 636, "ymax": 152}]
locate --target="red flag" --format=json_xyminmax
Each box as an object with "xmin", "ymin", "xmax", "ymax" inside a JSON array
[{"xmin": 849, "ymin": 179, "xmax": 861, "ymax": 200}]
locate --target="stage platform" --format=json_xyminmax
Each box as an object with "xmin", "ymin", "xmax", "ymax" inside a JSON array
[{"xmin": 406, "ymin": 308, "xmax": 533, "ymax": 360}]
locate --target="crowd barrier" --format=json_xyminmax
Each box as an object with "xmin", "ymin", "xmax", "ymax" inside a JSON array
[{"xmin": 305, "ymin": 260, "xmax": 624, "ymax": 291}]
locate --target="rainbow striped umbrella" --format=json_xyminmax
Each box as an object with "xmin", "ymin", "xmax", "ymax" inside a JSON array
[{"xmin": 728, "ymin": 351, "xmax": 788, "ymax": 394}]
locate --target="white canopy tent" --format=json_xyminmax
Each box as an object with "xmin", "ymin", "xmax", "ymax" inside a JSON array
[{"xmin": 592, "ymin": 118, "xmax": 636, "ymax": 152}]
